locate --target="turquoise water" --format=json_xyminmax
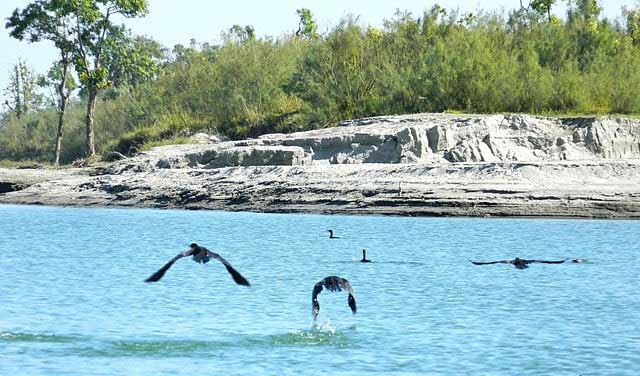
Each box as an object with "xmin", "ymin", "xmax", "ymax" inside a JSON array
[{"xmin": 0, "ymin": 204, "xmax": 639, "ymax": 375}]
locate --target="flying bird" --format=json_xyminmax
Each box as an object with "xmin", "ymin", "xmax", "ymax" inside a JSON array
[
  {"xmin": 145, "ymin": 243, "xmax": 250, "ymax": 286},
  {"xmin": 327, "ymin": 229, "xmax": 339, "ymax": 239},
  {"xmin": 312, "ymin": 276, "xmax": 357, "ymax": 320},
  {"xmin": 469, "ymin": 257, "xmax": 567, "ymax": 269}
]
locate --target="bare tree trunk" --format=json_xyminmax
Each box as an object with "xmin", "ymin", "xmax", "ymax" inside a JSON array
[
  {"xmin": 85, "ymin": 87, "xmax": 97, "ymax": 158},
  {"xmin": 54, "ymin": 60, "xmax": 70, "ymax": 165},
  {"xmin": 54, "ymin": 98, "xmax": 67, "ymax": 164},
  {"xmin": 14, "ymin": 64, "xmax": 22, "ymax": 119}
]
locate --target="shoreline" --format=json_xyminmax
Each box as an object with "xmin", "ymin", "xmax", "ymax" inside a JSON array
[
  {"xmin": 2, "ymin": 201, "xmax": 640, "ymax": 221},
  {"xmin": 2, "ymin": 113, "xmax": 640, "ymax": 219},
  {"xmin": 2, "ymin": 160, "xmax": 639, "ymax": 220}
]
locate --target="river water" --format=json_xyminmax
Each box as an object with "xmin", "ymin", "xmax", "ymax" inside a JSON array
[{"xmin": 0, "ymin": 204, "xmax": 638, "ymax": 375}]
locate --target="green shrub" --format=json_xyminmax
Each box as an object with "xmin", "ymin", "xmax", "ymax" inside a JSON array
[{"xmin": 4, "ymin": 2, "xmax": 640, "ymax": 164}]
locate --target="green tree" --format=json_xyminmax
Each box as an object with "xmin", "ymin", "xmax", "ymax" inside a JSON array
[
  {"xmin": 292, "ymin": 19, "xmax": 386, "ymax": 122},
  {"xmin": 102, "ymin": 34, "xmax": 165, "ymax": 99},
  {"xmin": 7, "ymin": 0, "xmax": 151, "ymax": 158},
  {"xmin": 569, "ymin": 0, "xmax": 601, "ymax": 22},
  {"xmin": 5, "ymin": 2, "xmax": 640, "ymax": 165},
  {"xmin": 531, "ymin": 0, "xmax": 556, "ymax": 21},
  {"xmin": 624, "ymin": 6, "xmax": 640, "ymax": 45},
  {"xmin": 6, "ymin": 0, "xmax": 76, "ymax": 163},
  {"xmin": 296, "ymin": 8, "xmax": 318, "ymax": 39},
  {"xmin": 225, "ymin": 25, "xmax": 256, "ymax": 43},
  {"xmin": 3, "ymin": 60, "xmax": 42, "ymax": 119},
  {"xmin": 39, "ymin": 62, "xmax": 78, "ymax": 164}
]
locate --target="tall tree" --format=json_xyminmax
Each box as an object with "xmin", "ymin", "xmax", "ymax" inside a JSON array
[
  {"xmin": 623, "ymin": 6, "xmax": 640, "ymax": 45},
  {"xmin": 566, "ymin": 0, "xmax": 602, "ymax": 70},
  {"xmin": 3, "ymin": 60, "xmax": 42, "ymax": 119},
  {"xmin": 6, "ymin": 2, "xmax": 76, "ymax": 164},
  {"xmin": 108, "ymin": 36, "xmax": 166, "ymax": 86},
  {"xmin": 101, "ymin": 34, "xmax": 165, "ymax": 99},
  {"xmin": 70, "ymin": 1, "xmax": 150, "ymax": 158},
  {"xmin": 7, "ymin": 0, "xmax": 150, "ymax": 158},
  {"xmin": 39, "ymin": 63, "xmax": 77, "ymax": 164}
]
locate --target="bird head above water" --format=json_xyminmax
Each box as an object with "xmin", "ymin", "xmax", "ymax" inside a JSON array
[
  {"xmin": 361, "ymin": 249, "xmax": 371, "ymax": 263},
  {"xmin": 327, "ymin": 229, "xmax": 339, "ymax": 239}
]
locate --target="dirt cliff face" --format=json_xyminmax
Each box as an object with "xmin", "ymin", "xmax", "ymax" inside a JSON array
[
  {"xmin": 114, "ymin": 114, "xmax": 640, "ymax": 171},
  {"xmin": 2, "ymin": 113, "xmax": 640, "ymax": 218}
]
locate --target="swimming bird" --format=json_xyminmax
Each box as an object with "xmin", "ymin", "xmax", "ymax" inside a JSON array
[
  {"xmin": 360, "ymin": 249, "xmax": 371, "ymax": 263},
  {"xmin": 312, "ymin": 276, "xmax": 357, "ymax": 321},
  {"xmin": 469, "ymin": 257, "xmax": 567, "ymax": 269},
  {"xmin": 571, "ymin": 258, "xmax": 588, "ymax": 263},
  {"xmin": 327, "ymin": 229, "xmax": 339, "ymax": 239},
  {"xmin": 145, "ymin": 243, "xmax": 250, "ymax": 285}
]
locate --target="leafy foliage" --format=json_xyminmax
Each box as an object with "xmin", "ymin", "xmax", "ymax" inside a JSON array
[
  {"xmin": 4, "ymin": 2, "xmax": 640, "ymax": 164},
  {"xmin": 296, "ymin": 8, "xmax": 319, "ymax": 39},
  {"xmin": 6, "ymin": 0, "xmax": 154, "ymax": 158}
]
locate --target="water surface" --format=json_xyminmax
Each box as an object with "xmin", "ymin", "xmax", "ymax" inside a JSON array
[{"xmin": 1, "ymin": 205, "xmax": 639, "ymax": 375}]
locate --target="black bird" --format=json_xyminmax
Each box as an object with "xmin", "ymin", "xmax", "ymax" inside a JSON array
[
  {"xmin": 312, "ymin": 276, "xmax": 357, "ymax": 321},
  {"xmin": 469, "ymin": 257, "xmax": 567, "ymax": 269},
  {"xmin": 327, "ymin": 229, "xmax": 339, "ymax": 239},
  {"xmin": 145, "ymin": 243, "xmax": 250, "ymax": 285},
  {"xmin": 360, "ymin": 249, "xmax": 371, "ymax": 263}
]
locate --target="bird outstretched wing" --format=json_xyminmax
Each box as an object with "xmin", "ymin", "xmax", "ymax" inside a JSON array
[
  {"xmin": 312, "ymin": 282, "xmax": 324, "ymax": 320},
  {"xmin": 345, "ymin": 283, "xmax": 357, "ymax": 315},
  {"xmin": 145, "ymin": 249, "xmax": 193, "ymax": 282},
  {"xmin": 468, "ymin": 259, "xmax": 510, "ymax": 265},
  {"xmin": 206, "ymin": 250, "xmax": 251, "ymax": 286},
  {"xmin": 527, "ymin": 259, "xmax": 568, "ymax": 264}
]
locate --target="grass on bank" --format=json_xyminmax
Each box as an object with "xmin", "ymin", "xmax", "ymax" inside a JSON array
[{"xmin": 0, "ymin": 159, "xmax": 57, "ymax": 169}]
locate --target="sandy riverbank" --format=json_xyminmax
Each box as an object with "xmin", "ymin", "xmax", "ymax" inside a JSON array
[{"xmin": 2, "ymin": 113, "xmax": 640, "ymax": 218}]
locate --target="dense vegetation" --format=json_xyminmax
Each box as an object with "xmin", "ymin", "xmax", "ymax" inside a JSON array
[{"xmin": 2, "ymin": 1, "xmax": 640, "ymax": 164}]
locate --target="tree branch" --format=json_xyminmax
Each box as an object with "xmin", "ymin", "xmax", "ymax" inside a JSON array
[
  {"xmin": 4, "ymin": 100, "xmax": 16, "ymax": 113},
  {"xmin": 74, "ymin": 12, "xmax": 90, "ymax": 73},
  {"xmin": 95, "ymin": 5, "xmax": 114, "ymax": 64},
  {"xmin": 519, "ymin": 0, "xmax": 532, "ymax": 11}
]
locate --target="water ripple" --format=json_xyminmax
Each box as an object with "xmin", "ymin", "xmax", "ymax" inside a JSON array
[
  {"xmin": 0, "ymin": 331, "xmax": 77, "ymax": 343},
  {"xmin": 1, "ymin": 205, "xmax": 639, "ymax": 375}
]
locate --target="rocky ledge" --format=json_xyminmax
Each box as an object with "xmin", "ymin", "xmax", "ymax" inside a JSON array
[{"xmin": 2, "ymin": 113, "xmax": 640, "ymax": 218}]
